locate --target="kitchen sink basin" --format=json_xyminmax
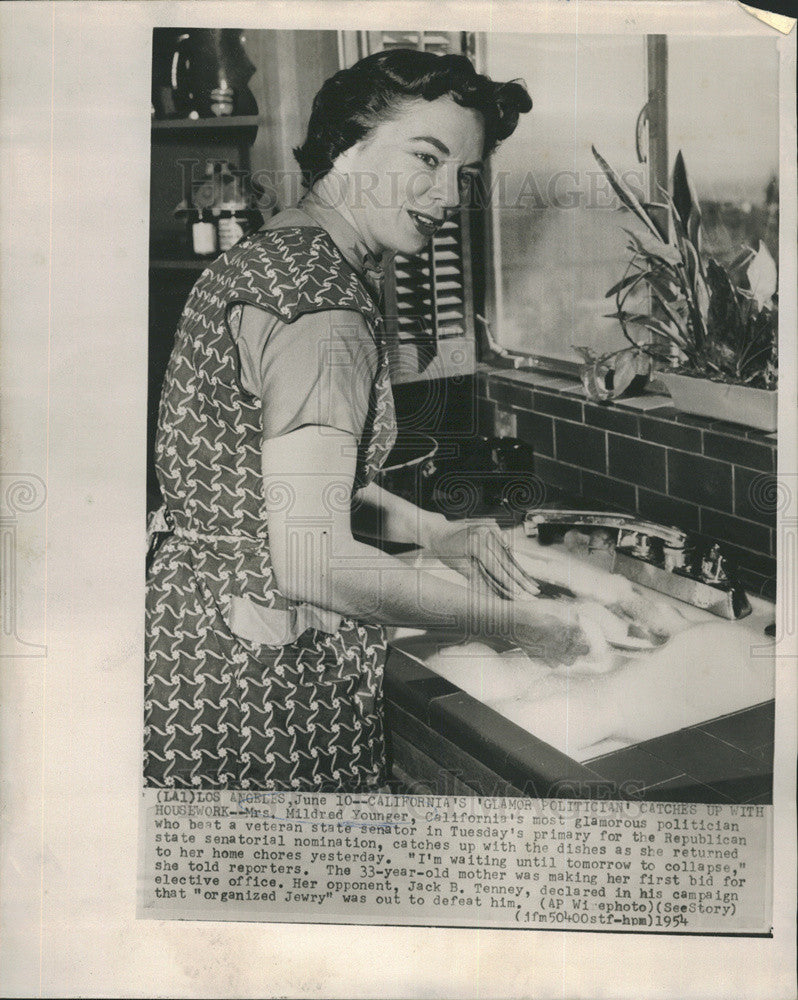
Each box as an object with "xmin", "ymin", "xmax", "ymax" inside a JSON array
[{"xmin": 385, "ymin": 525, "xmax": 775, "ymax": 801}]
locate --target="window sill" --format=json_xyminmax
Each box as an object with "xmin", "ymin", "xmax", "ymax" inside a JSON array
[{"xmin": 476, "ymin": 363, "xmax": 778, "ymax": 442}]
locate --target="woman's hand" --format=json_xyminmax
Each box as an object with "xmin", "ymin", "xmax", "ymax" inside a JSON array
[
  {"xmin": 509, "ymin": 598, "xmax": 594, "ymax": 667},
  {"xmin": 427, "ymin": 519, "xmax": 541, "ymax": 599},
  {"xmin": 609, "ymin": 584, "xmax": 687, "ymax": 640}
]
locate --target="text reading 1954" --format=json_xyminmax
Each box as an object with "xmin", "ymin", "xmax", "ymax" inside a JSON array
[{"xmin": 140, "ymin": 792, "xmax": 770, "ymax": 933}]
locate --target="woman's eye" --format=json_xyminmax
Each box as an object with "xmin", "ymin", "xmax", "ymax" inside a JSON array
[{"xmin": 415, "ymin": 152, "xmax": 439, "ymax": 169}]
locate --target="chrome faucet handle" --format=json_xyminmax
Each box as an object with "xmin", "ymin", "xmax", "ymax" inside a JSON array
[{"xmin": 523, "ymin": 508, "xmax": 688, "ymax": 549}]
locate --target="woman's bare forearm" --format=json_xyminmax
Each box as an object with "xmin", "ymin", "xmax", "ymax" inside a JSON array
[
  {"xmin": 352, "ymin": 480, "xmax": 449, "ymax": 548},
  {"xmin": 261, "ymin": 429, "xmax": 551, "ymax": 646},
  {"xmin": 285, "ymin": 529, "xmax": 524, "ymax": 639}
]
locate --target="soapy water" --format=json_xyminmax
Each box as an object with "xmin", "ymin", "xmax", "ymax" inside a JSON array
[
  {"xmin": 399, "ymin": 542, "xmax": 689, "ymax": 682},
  {"xmin": 410, "ymin": 623, "xmax": 774, "ymax": 761}
]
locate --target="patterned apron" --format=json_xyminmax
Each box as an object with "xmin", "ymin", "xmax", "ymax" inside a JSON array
[{"xmin": 145, "ymin": 227, "xmax": 397, "ymax": 790}]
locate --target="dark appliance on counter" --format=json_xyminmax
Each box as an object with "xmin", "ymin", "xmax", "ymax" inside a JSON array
[{"xmin": 379, "ymin": 434, "xmax": 538, "ymax": 522}]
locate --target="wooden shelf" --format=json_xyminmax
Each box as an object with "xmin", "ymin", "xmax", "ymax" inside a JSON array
[
  {"xmin": 151, "ymin": 115, "xmax": 263, "ymax": 131},
  {"xmin": 150, "ymin": 258, "xmax": 212, "ymax": 271},
  {"xmin": 151, "ymin": 116, "xmax": 262, "ymax": 146}
]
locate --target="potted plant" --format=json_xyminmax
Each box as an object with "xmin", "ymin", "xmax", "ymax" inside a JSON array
[{"xmin": 591, "ymin": 146, "xmax": 778, "ymax": 431}]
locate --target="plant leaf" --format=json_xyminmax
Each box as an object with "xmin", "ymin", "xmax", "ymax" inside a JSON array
[
  {"xmin": 605, "ymin": 271, "xmax": 645, "ymax": 299},
  {"xmin": 706, "ymin": 258, "xmax": 744, "ymax": 351},
  {"xmin": 726, "ymin": 246, "xmax": 756, "ymax": 278},
  {"xmin": 606, "ymin": 311, "xmax": 688, "ymax": 348},
  {"xmin": 677, "ymin": 240, "xmax": 709, "ymax": 345},
  {"xmin": 611, "ymin": 349, "xmax": 652, "ymax": 396},
  {"xmin": 642, "ymin": 202, "xmax": 670, "ymax": 242},
  {"xmin": 746, "ymin": 240, "xmax": 778, "ymax": 309},
  {"xmin": 622, "ymin": 229, "xmax": 682, "ymax": 267},
  {"xmin": 649, "ymin": 287, "xmax": 687, "ymax": 331},
  {"xmin": 660, "ymin": 190, "xmax": 705, "ymax": 282},
  {"xmin": 604, "ymin": 311, "xmax": 652, "ymax": 325},
  {"xmin": 592, "ymin": 146, "xmax": 665, "ymax": 242},
  {"xmin": 572, "ymin": 345, "xmax": 599, "ymax": 363},
  {"xmin": 580, "ymin": 362, "xmax": 612, "ymax": 402},
  {"xmin": 611, "ymin": 352, "xmax": 637, "ymax": 396},
  {"xmin": 672, "ymin": 151, "xmax": 703, "ymax": 251}
]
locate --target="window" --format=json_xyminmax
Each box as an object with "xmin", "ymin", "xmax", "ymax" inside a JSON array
[
  {"xmin": 482, "ymin": 33, "xmax": 780, "ymax": 367},
  {"xmin": 666, "ymin": 36, "xmax": 779, "ymax": 268}
]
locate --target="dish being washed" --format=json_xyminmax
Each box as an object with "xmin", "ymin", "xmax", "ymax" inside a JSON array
[
  {"xmin": 400, "ymin": 534, "xmax": 686, "ymax": 677},
  {"xmin": 495, "ymin": 544, "xmax": 684, "ymax": 669}
]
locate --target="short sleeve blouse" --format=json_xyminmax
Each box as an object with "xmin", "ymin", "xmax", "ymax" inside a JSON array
[{"xmin": 230, "ymin": 302, "xmax": 379, "ymax": 442}]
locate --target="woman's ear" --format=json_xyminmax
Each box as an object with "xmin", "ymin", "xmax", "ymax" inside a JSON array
[{"xmin": 331, "ymin": 140, "xmax": 366, "ymax": 177}]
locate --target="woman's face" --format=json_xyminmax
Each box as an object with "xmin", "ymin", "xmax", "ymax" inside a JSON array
[{"xmin": 331, "ymin": 96, "xmax": 485, "ymax": 257}]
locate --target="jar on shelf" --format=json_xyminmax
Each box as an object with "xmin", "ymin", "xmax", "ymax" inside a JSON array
[
  {"xmin": 218, "ymin": 204, "xmax": 249, "ymax": 251},
  {"xmin": 215, "ymin": 166, "xmax": 248, "ymax": 251},
  {"xmin": 192, "ymin": 208, "xmax": 217, "ymax": 256},
  {"xmin": 210, "ymin": 80, "xmax": 235, "ymax": 117}
]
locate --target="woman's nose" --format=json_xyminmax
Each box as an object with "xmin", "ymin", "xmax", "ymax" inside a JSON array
[{"xmin": 429, "ymin": 165, "xmax": 462, "ymax": 210}]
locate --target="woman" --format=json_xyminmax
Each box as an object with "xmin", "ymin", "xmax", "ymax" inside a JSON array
[{"xmin": 144, "ymin": 48, "xmax": 588, "ymax": 792}]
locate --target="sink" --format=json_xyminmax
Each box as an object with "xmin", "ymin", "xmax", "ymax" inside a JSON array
[{"xmin": 388, "ymin": 526, "xmax": 775, "ymax": 766}]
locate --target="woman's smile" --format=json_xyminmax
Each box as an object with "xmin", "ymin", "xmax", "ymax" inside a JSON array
[{"xmin": 406, "ymin": 208, "xmax": 444, "ymax": 238}]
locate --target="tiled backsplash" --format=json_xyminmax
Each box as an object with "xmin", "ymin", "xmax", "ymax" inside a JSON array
[{"xmin": 475, "ymin": 366, "xmax": 778, "ymax": 598}]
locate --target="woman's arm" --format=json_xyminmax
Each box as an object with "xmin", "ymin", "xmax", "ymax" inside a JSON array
[
  {"xmin": 352, "ymin": 478, "xmax": 448, "ymax": 548},
  {"xmin": 261, "ymin": 425, "xmax": 589, "ymax": 665},
  {"xmin": 353, "ymin": 479, "xmax": 541, "ymax": 600}
]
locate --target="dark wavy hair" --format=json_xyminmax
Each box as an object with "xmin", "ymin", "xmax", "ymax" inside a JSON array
[{"xmin": 294, "ymin": 48, "xmax": 532, "ymax": 188}]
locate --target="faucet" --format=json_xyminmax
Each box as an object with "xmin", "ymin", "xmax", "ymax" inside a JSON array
[{"xmin": 522, "ymin": 507, "xmax": 751, "ymax": 620}]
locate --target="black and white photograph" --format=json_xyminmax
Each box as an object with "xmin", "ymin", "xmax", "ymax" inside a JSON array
[
  {"xmin": 1, "ymin": 1, "xmax": 796, "ymax": 996},
  {"xmin": 145, "ymin": 27, "xmax": 779, "ymax": 800}
]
